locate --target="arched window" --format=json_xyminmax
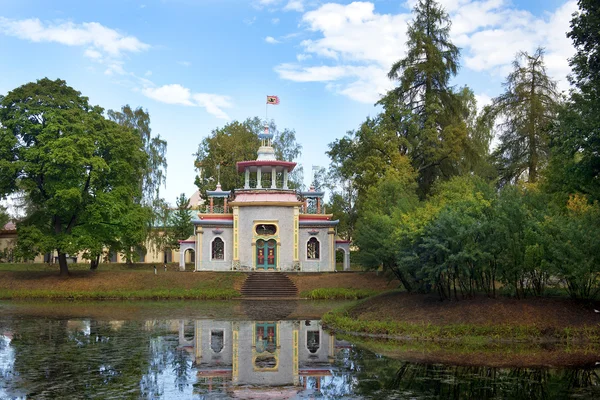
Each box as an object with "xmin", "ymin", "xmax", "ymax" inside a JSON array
[
  {"xmin": 212, "ymin": 237, "xmax": 224, "ymax": 260},
  {"xmin": 307, "ymin": 237, "xmax": 320, "ymax": 260}
]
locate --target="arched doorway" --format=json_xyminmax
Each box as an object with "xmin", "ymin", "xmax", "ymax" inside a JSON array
[
  {"xmin": 256, "ymin": 239, "xmax": 277, "ymax": 270},
  {"xmin": 335, "ymin": 240, "xmax": 351, "ymax": 271}
]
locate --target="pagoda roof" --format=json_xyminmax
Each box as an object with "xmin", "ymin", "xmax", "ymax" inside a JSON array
[{"xmin": 236, "ymin": 160, "xmax": 296, "ymax": 173}]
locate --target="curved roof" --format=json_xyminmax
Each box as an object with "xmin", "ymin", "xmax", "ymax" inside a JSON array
[{"xmin": 236, "ymin": 160, "xmax": 296, "ymax": 173}]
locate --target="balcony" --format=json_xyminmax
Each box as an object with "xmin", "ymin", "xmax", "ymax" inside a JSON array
[{"xmin": 198, "ymin": 205, "xmax": 230, "ymax": 214}]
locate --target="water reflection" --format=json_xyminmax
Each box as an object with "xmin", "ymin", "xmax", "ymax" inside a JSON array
[{"xmin": 0, "ymin": 310, "xmax": 599, "ymax": 399}]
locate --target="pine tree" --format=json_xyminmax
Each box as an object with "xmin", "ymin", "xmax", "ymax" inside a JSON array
[
  {"xmin": 172, "ymin": 193, "xmax": 193, "ymax": 246},
  {"xmin": 382, "ymin": 0, "xmax": 479, "ymax": 197},
  {"xmin": 489, "ymin": 48, "xmax": 559, "ymax": 184}
]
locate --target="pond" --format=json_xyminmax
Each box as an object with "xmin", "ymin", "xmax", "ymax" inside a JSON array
[{"xmin": 0, "ymin": 300, "xmax": 599, "ymax": 399}]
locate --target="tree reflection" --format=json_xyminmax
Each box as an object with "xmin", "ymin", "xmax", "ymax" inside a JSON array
[
  {"xmin": 5, "ymin": 319, "xmax": 156, "ymax": 399},
  {"xmin": 335, "ymin": 347, "xmax": 600, "ymax": 399}
]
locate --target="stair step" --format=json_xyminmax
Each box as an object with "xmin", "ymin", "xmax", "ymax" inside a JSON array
[{"xmin": 239, "ymin": 272, "xmax": 298, "ymax": 299}]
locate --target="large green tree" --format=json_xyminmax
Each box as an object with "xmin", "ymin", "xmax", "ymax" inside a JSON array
[
  {"xmin": 107, "ymin": 105, "xmax": 168, "ymax": 264},
  {"xmin": 382, "ymin": 0, "xmax": 485, "ymax": 197},
  {"xmin": 0, "ymin": 78, "xmax": 148, "ymax": 275},
  {"xmin": 107, "ymin": 105, "xmax": 167, "ymax": 205},
  {"xmin": 548, "ymin": 1, "xmax": 600, "ymax": 200},
  {"xmin": 488, "ymin": 48, "xmax": 560, "ymax": 185},
  {"xmin": 194, "ymin": 117, "xmax": 303, "ymax": 195}
]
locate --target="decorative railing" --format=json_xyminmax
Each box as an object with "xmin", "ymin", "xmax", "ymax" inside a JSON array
[
  {"xmin": 300, "ymin": 204, "xmax": 326, "ymax": 214},
  {"xmin": 245, "ymin": 179, "xmax": 286, "ymax": 189},
  {"xmin": 198, "ymin": 205, "xmax": 230, "ymax": 214}
]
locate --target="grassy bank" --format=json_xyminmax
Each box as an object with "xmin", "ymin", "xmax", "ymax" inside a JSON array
[
  {"xmin": 0, "ymin": 263, "xmax": 394, "ymax": 300},
  {"xmin": 322, "ymin": 291, "xmax": 600, "ymax": 343},
  {"xmin": 301, "ymin": 288, "xmax": 380, "ymax": 300},
  {"xmin": 0, "ymin": 288, "xmax": 241, "ymax": 300}
]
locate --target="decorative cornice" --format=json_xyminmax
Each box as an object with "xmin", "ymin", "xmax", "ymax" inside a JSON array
[
  {"xmin": 228, "ymin": 201, "xmax": 303, "ymax": 207},
  {"xmin": 299, "ymin": 214, "xmax": 333, "ymax": 220}
]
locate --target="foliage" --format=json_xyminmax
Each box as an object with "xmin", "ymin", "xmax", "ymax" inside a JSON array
[
  {"xmin": 0, "ymin": 78, "xmax": 148, "ymax": 275},
  {"xmin": 107, "ymin": 105, "xmax": 167, "ymax": 204},
  {"xmin": 194, "ymin": 117, "xmax": 303, "ymax": 196},
  {"xmin": 488, "ymin": 48, "xmax": 560, "ymax": 185},
  {"xmin": 0, "ymin": 204, "xmax": 8, "ymax": 227},
  {"xmin": 547, "ymin": 1, "xmax": 600, "ymax": 201},
  {"xmin": 300, "ymin": 288, "xmax": 379, "ymax": 300},
  {"xmin": 380, "ymin": 0, "xmax": 490, "ymax": 197},
  {"xmin": 172, "ymin": 192, "xmax": 193, "ymax": 246}
]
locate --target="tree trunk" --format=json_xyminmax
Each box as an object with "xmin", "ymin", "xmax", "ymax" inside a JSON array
[
  {"xmin": 90, "ymin": 254, "xmax": 100, "ymax": 270},
  {"xmin": 57, "ymin": 251, "xmax": 69, "ymax": 276}
]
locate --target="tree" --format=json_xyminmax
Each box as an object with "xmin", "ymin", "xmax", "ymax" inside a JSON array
[
  {"xmin": 107, "ymin": 105, "xmax": 167, "ymax": 205},
  {"xmin": 381, "ymin": 0, "xmax": 480, "ymax": 197},
  {"xmin": 489, "ymin": 48, "xmax": 560, "ymax": 185},
  {"xmin": 0, "ymin": 204, "xmax": 8, "ymax": 228},
  {"xmin": 172, "ymin": 193, "xmax": 193, "ymax": 246},
  {"xmin": 194, "ymin": 117, "xmax": 303, "ymax": 194},
  {"xmin": 547, "ymin": 1, "xmax": 600, "ymax": 200},
  {"xmin": 107, "ymin": 105, "xmax": 168, "ymax": 266},
  {"xmin": 0, "ymin": 78, "xmax": 147, "ymax": 275}
]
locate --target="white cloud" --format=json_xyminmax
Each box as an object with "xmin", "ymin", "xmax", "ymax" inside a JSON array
[
  {"xmin": 243, "ymin": 16, "xmax": 257, "ymax": 26},
  {"xmin": 193, "ymin": 94, "xmax": 233, "ymax": 120},
  {"xmin": 144, "ymin": 70, "xmax": 152, "ymax": 77},
  {"xmin": 272, "ymin": 18, "xmax": 280, "ymax": 25},
  {"xmin": 265, "ymin": 36, "xmax": 280, "ymax": 44},
  {"xmin": 178, "ymin": 61, "xmax": 192, "ymax": 67},
  {"xmin": 284, "ymin": 0, "xmax": 305, "ymax": 12},
  {"xmin": 142, "ymin": 84, "xmax": 194, "ymax": 106},
  {"xmin": 275, "ymin": 0, "xmax": 577, "ymax": 102},
  {"xmin": 142, "ymin": 84, "xmax": 232, "ymax": 119},
  {"xmin": 275, "ymin": 64, "xmax": 390, "ymax": 103},
  {"xmin": 104, "ymin": 62, "xmax": 126, "ymax": 76},
  {"xmin": 0, "ymin": 17, "xmax": 149, "ymax": 56},
  {"xmin": 296, "ymin": 53, "xmax": 312, "ymax": 61},
  {"xmin": 84, "ymin": 48, "xmax": 102, "ymax": 60}
]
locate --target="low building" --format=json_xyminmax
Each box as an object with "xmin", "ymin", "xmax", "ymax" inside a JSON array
[{"xmin": 179, "ymin": 129, "xmax": 350, "ymax": 272}]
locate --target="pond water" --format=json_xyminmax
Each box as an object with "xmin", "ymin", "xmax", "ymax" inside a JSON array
[{"xmin": 0, "ymin": 300, "xmax": 599, "ymax": 399}]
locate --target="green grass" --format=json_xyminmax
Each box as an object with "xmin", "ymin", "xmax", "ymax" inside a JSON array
[
  {"xmin": 0, "ymin": 288, "xmax": 241, "ymax": 300},
  {"xmin": 0, "ymin": 262, "xmax": 187, "ymax": 272},
  {"xmin": 322, "ymin": 305, "xmax": 600, "ymax": 343},
  {"xmin": 301, "ymin": 288, "xmax": 380, "ymax": 300}
]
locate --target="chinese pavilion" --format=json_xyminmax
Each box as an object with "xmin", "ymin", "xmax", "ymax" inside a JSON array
[{"xmin": 178, "ymin": 127, "xmax": 350, "ymax": 272}]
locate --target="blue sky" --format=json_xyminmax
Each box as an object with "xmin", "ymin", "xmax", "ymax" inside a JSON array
[{"xmin": 0, "ymin": 0, "xmax": 578, "ymax": 205}]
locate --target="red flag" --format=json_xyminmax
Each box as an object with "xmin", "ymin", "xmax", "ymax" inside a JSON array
[{"xmin": 266, "ymin": 95, "xmax": 280, "ymax": 105}]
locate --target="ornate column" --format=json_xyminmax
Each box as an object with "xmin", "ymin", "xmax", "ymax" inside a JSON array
[
  {"xmin": 256, "ymin": 167, "xmax": 262, "ymax": 189},
  {"xmin": 232, "ymin": 206, "xmax": 240, "ymax": 270},
  {"xmin": 195, "ymin": 226, "xmax": 203, "ymax": 271},
  {"xmin": 283, "ymin": 169, "xmax": 289, "ymax": 189},
  {"xmin": 244, "ymin": 168, "xmax": 250, "ymax": 189},
  {"xmin": 328, "ymin": 227, "xmax": 335, "ymax": 271},
  {"xmin": 293, "ymin": 207, "xmax": 300, "ymax": 270},
  {"xmin": 271, "ymin": 166, "xmax": 276, "ymax": 188},
  {"xmin": 292, "ymin": 321, "xmax": 300, "ymax": 386}
]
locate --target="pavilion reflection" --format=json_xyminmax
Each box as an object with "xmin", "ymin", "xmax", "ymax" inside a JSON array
[{"xmin": 175, "ymin": 319, "xmax": 349, "ymax": 394}]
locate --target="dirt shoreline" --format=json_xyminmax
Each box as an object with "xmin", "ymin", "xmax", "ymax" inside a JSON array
[
  {"xmin": 322, "ymin": 291, "xmax": 600, "ymax": 346},
  {"xmin": 348, "ymin": 291, "xmax": 600, "ymax": 329}
]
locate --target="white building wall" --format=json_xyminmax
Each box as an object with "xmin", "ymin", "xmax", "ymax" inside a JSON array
[
  {"xmin": 238, "ymin": 206, "xmax": 295, "ymax": 270},
  {"xmin": 299, "ymin": 227, "xmax": 333, "ymax": 272},
  {"xmin": 200, "ymin": 227, "xmax": 233, "ymax": 271}
]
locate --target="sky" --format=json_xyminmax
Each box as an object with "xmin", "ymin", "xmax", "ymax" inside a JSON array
[{"xmin": 0, "ymin": 0, "xmax": 579, "ymax": 205}]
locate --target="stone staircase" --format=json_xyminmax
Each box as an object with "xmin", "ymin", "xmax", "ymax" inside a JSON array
[{"xmin": 240, "ymin": 272, "xmax": 299, "ymax": 299}]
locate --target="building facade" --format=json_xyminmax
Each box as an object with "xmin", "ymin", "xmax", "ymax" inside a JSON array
[{"xmin": 180, "ymin": 129, "xmax": 350, "ymax": 272}]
